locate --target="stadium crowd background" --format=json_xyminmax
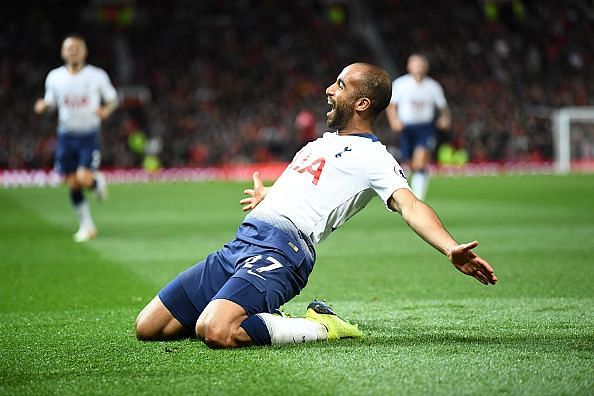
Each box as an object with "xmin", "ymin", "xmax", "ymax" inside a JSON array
[{"xmin": 1, "ymin": 0, "xmax": 593, "ymax": 170}]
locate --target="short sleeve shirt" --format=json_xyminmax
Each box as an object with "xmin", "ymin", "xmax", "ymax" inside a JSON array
[
  {"xmin": 44, "ymin": 65, "xmax": 117, "ymax": 133},
  {"xmin": 249, "ymin": 132, "xmax": 410, "ymax": 245}
]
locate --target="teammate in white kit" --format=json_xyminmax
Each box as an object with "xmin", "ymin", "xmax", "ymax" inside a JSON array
[
  {"xmin": 387, "ymin": 54, "xmax": 450, "ymax": 200},
  {"xmin": 34, "ymin": 35, "xmax": 118, "ymax": 242},
  {"xmin": 135, "ymin": 63, "xmax": 496, "ymax": 348}
]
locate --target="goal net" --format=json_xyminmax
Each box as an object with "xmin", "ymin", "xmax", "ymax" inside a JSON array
[{"xmin": 552, "ymin": 106, "xmax": 594, "ymax": 173}]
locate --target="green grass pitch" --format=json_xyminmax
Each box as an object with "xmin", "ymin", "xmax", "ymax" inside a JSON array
[{"xmin": 0, "ymin": 174, "xmax": 593, "ymax": 395}]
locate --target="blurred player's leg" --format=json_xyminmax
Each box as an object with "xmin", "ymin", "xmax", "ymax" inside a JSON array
[
  {"xmin": 77, "ymin": 146, "xmax": 108, "ymax": 201},
  {"xmin": 410, "ymin": 147, "xmax": 430, "ymax": 200},
  {"xmin": 410, "ymin": 171, "xmax": 429, "ymax": 200},
  {"xmin": 93, "ymin": 171, "xmax": 108, "ymax": 201},
  {"xmin": 67, "ymin": 173, "xmax": 97, "ymax": 242},
  {"xmin": 70, "ymin": 159, "xmax": 105, "ymax": 241},
  {"xmin": 75, "ymin": 167, "xmax": 107, "ymax": 201}
]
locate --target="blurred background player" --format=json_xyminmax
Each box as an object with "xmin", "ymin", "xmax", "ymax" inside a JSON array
[
  {"xmin": 386, "ymin": 54, "xmax": 450, "ymax": 200},
  {"xmin": 34, "ymin": 35, "xmax": 119, "ymax": 242}
]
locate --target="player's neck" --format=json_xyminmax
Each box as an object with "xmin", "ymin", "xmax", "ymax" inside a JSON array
[
  {"xmin": 412, "ymin": 74, "xmax": 425, "ymax": 83},
  {"xmin": 338, "ymin": 125, "xmax": 373, "ymax": 136},
  {"xmin": 337, "ymin": 120, "xmax": 374, "ymax": 136},
  {"xmin": 66, "ymin": 63, "xmax": 85, "ymax": 74}
]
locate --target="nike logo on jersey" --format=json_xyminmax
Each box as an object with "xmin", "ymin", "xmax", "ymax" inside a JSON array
[{"xmin": 335, "ymin": 145, "xmax": 352, "ymax": 158}]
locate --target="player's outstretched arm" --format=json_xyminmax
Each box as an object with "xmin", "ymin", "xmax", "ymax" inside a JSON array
[
  {"xmin": 240, "ymin": 171, "xmax": 269, "ymax": 212},
  {"xmin": 388, "ymin": 188, "xmax": 497, "ymax": 285}
]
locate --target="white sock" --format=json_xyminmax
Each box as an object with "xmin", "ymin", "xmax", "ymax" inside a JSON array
[
  {"xmin": 75, "ymin": 201, "xmax": 95, "ymax": 230},
  {"xmin": 411, "ymin": 171, "xmax": 429, "ymax": 200},
  {"xmin": 257, "ymin": 313, "xmax": 328, "ymax": 345}
]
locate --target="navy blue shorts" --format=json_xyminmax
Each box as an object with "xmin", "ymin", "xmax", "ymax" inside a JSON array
[
  {"xmin": 399, "ymin": 122, "xmax": 436, "ymax": 161},
  {"xmin": 158, "ymin": 220, "xmax": 313, "ymax": 331},
  {"xmin": 55, "ymin": 131, "xmax": 101, "ymax": 175}
]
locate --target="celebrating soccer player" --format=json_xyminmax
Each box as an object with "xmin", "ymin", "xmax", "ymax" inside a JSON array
[
  {"xmin": 135, "ymin": 63, "xmax": 496, "ymax": 348},
  {"xmin": 34, "ymin": 35, "xmax": 119, "ymax": 242}
]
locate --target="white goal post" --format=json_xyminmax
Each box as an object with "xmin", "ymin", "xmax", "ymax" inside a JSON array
[{"xmin": 552, "ymin": 106, "xmax": 594, "ymax": 174}]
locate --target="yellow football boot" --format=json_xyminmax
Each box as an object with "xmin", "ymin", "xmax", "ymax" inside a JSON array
[{"xmin": 305, "ymin": 300, "xmax": 362, "ymax": 340}]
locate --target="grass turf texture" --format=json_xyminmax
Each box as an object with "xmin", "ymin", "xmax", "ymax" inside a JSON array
[{"xmin": 0, "ymin": 174, "xmax": 592, "ymax": 395}]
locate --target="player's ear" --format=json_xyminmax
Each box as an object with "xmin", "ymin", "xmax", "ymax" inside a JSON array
[{"xmin": 355, "ymin": 97, "xmax": 371, "ymax": 112}]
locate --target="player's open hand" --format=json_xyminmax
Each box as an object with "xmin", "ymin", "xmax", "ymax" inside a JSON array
[
  {"xmin": 95, "ymin": 107, "xmax": 111, "ymax": 120},
  {"xmin": 447, "ymin": 241, "xmax": 497, "ymax": 285},
  {"xmin": 391, "ymin": 118, "xmax": 404, "ymax": 133},
  {"xmin": 240, "ymin": 171, "xmax": 268, "ymax": 212},
  {"xmin": 436, "ymin": 115, "xmax": 451, "ymax": 130},
  {"xmin": 34, "ymin": 99, "xmax": 47, "ymax": 114}
]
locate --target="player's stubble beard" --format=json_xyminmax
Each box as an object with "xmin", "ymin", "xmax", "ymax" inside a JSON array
[{"xmin": 327, "ymin": 96, "xmax": 355, "ymax": 131}]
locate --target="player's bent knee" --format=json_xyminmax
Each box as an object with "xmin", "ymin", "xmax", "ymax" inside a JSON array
[
  {"xmin": 135, "ymin": 296, "xmax": 187, "ymax": 341},
  {"xmin": 195, "ymin": 318, "xmax": 206, "ymax": 340},
  {"xmin": 135, "ymin": 314, "xmax": 157, "ymax": 341},
  {"xmin": 196, "ymin": 318, "xmax": 237, "ymax": 348},
  {"xmin": 66, "ymin": 175, "xmax": 80, "ymax": 189},
  {"xmin": 196, "ymin": 299, "xmax": 250, "ymax": 348},
  {"xmin": 135, "ymin": 313, "xmax": 184, "ymax": 341},
  {"xmin": 203, "ymin": 330, "xmax": 232, "ymax": 349},
  {"xmin": 76, "ymin": 171, "xmax": 93, "ymax": 188}
]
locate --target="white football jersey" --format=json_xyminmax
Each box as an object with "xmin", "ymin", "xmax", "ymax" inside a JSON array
[
  {"xmin": 43, "ymin": 65, "xmax": 117, "ymax": 134},
  {"xmin": 390, "ymin": 74, "xmax": 447, "ymax": 125},
  {"xmin": 249, "ymin": 132, "xmax": 410, "ymax": 245}
]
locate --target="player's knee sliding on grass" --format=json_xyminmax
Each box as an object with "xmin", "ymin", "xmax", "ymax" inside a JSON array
[
  {"xmin": 196, "ymin": 299, "xmax": 360, "ymax": 348},
  {"xmin": 135, "ymin": 219, "xmax": 361, "ymax": 347},
  {"xmin": 136, "ymin": 294, "xmax": 360, "ymax": 347},
  {"xmin": 136, "ymin": 63, "xmax": 496, "ymax": 349}
]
